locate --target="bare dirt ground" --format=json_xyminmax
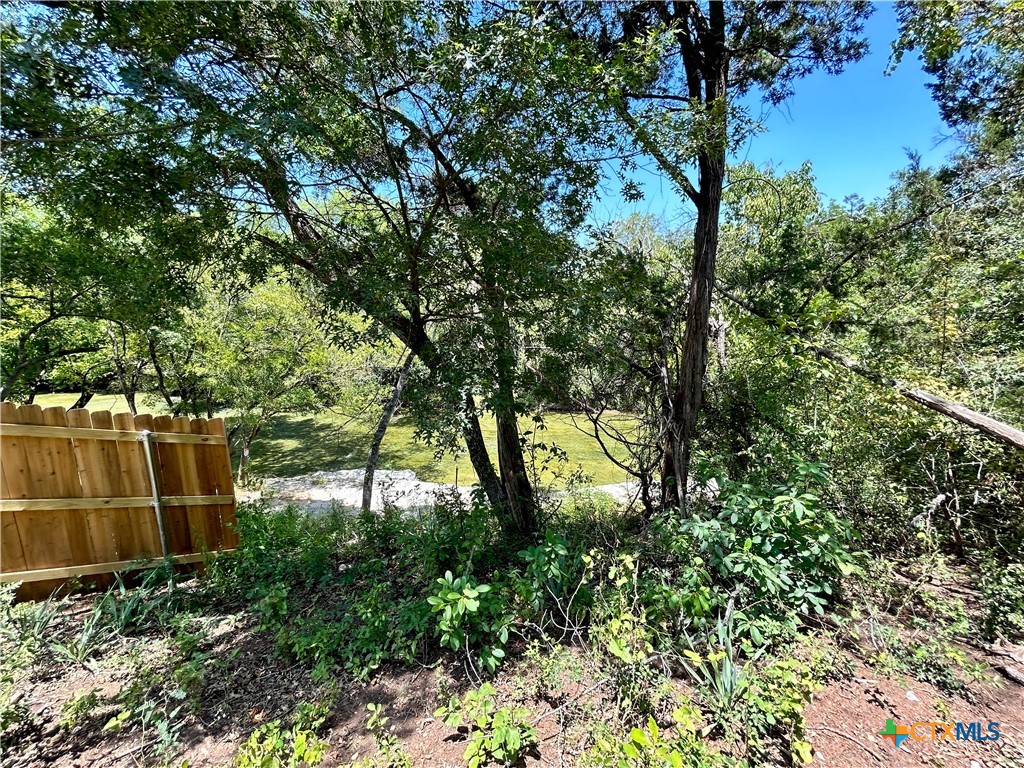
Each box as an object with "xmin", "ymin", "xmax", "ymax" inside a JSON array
[
  {"xmin": 806, "ymin": 656, "xmax": 1024, "ymax": 768},
  {"xmin": 5, "ymin": 590, "xmax": 1023, "ymax": 768}
]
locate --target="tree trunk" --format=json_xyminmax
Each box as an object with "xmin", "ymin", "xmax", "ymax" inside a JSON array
[
  {"xmin": 107, "ymin": 323, "xmax": 139, "ymax": 415},
  {"xmin": 462, "ymin": 393, "xmax": 504, "ymax": 509},
  {"xmin": 495, "ymin": 411, "xmax": 538, "ymax": 537},
  {"xmin": 670, "ymin": 152, "xmax": 725, "ymax": 507},
  {"xmin": 236, "ymin": 426, "xmax": 260, "ymax": 485},
  {"xmin": 362, "ymin": 352, "xmax": 414, "ymax": 514},
  {"xmin": 237, "ymin": 437, "xmax": 250, "ymax": 486},
  {"xmin": 124, "ymin": 389, "xmax": 138, "ymax": 416},
  {"xmin": 149, "ymin": 336, "xmax": 177, "ymax": 412},
  {"xmin": 71, "ymin": 370, "xmax": 116, "ymax": 411},
  {"xmin": 632, "ymin": 1, "xmax": 729, "ymax": 510}
]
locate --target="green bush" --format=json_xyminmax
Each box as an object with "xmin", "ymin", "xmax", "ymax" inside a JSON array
[
  {"xmin": 435, "ymin": 683, "xmax": 537, "ymax": 768},
  {"xmin": 221, "ymin": 503, "xmax": 349, "ymax": 595},
  {"xmin": 234, "ymin": 720, "xmax": 328, "ymax": 768},
  {"xmin": 518, "ymin": 531, "xmax": 593, "ymax": 628},
  {"xmin": 428, "ymin": 571, "xmax": 510, "ymax": 675},
  {"xmin": 980, "ymin": 562, "xmax": 1024, "ymax": 641},
  {"xmin": 583, "ymin": 707, "xmax": 732, "ymax": 768},
  {"xmin": 276, "ymin": 589, "xmax": 430, "ymax": 681},
  {"xmin": 394, "ymin": 491, "xmax": 507, "ymax": 584},
  {"xmin": 744, "ymin": 658, "xmax": 820, "ymax": 764},
  {"xmin": 669, "ymin": 458, "xmax": 858, "ymax": 618}
]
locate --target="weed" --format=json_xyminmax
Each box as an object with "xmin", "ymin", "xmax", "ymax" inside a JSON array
[
  {"xmin": 2, "ymin": 585, "xmax": 63, "ymax": 730},
  {"xmin": 436, "ymin": 683, "xmax": 537, "ymax": 768},
  {"xmin": 50, "ymin": 600, "xmax": 114, "ymax": 665},
  {"xmin": 59, "ymin": 688, "xmax": 101, "ymax": 731},
  {"xmin": 98, "ymin": 564, "xmax": 180, "ymax": 633},
  {"xmin": 364, "ymin": 703, "xmax": 411, "ymax": 768},
  {"xmin": 293, "ymin": 699, "xmax": 331, "ymax": 732},
  {"xmin": 234, "ymin": 720, "xmax": 328, "ymax": 768},
  {"xmin": 2, "ymin": 586, "xmax": 63, "ymax": 655}
]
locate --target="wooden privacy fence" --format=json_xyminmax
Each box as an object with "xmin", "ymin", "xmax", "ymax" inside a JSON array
[{"xmin": 0, "ymin": 401, "xmax": 237, "ymax": 598}]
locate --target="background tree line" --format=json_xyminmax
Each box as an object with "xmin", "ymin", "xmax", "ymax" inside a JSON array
[{"xmin": 1, "ymin": 0, "xmax": 1021, "ymax": 557}]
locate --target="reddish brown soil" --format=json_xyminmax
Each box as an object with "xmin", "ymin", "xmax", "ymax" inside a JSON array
[
  {"xmin": 4, "ymin": 595, "xmax": 1023, "ymax": 768},
  {"xmin": 807, "ymin": 657, "xmax": 1024, "ymax": 768}
]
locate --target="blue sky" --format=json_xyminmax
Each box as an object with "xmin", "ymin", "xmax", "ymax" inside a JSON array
[{"xmin": 591, "ymin": 1, "xmax": 958, "ymax": 228}]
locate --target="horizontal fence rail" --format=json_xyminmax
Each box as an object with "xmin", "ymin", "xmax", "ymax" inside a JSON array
[{"xmin": 0, "ymin": 401, "xmax": 238, "ymax": 597}]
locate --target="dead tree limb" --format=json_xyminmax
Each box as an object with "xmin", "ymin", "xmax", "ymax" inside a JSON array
[{"xmin": 716, "ymin": 285, "xmax": 1024, "ymax": 452}]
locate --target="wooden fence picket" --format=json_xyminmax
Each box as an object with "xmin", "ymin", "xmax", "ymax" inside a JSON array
[{"xmin": 0, "ymin": 402, "xmax": 237, "ymax": 599}]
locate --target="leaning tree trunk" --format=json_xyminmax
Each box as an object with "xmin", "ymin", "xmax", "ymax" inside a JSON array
[
  {"xmin": 462, "ymin": 393, "xmax": 505, "ymax": 509},
  {"xmin": 495, "ymin": 411, "xmax": 538, "ymax": 536},
  {"xmin": 71, "ymin": 371, "xmax": 116, "ymax": 411},
  {"xmin": 362, "ymin": 352, "xmax": 414, "ymax": 514},
  {"xmin": 717, "ymin": 285, "xmax": 1024, "ymax": 452}
]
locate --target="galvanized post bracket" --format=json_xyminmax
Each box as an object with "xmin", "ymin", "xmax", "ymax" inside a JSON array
[{"xmin": 138, "ymin": 430, "xmax": 170, "ymax": 559}]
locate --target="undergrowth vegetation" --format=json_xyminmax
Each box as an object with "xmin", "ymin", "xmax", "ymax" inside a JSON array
[{"xmin": 2, "ymin": 454, "xmax": 1020, "ymax": 767}]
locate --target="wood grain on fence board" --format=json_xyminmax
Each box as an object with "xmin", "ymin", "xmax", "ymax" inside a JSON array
[
  {"xmin": 0, "ymin": 402, "xmax": 236, "ymax": 596},
  {"xmin": 112, "ymin": 411, "xmax": 163, "ymax": 557}
]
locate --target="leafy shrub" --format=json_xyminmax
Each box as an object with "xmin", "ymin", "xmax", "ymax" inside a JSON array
[
  {"xmin": 979, "ymin": 562, "xmax": 1024, "ymax": 641},
  {"xmin": 395, "ymin": 490, "xmax": 505, "ymax": 582},
  {"xmin": 276, "ymin": 589, "xmax": 431, "ymax": 681},
  {"xmin": 428, "ymin": 571, "xmax": 509, "ymax": 674},
  {"xmin": 554, "ymin": 491, "xmax": 630, "ymax": 544},
  {"xmin": 221, "ymin": 503, "xmax": 349, "ymax": 595},
  {"xmin": 435, "ymin": 683, "xmax": 537, "ymax": 768},
  {"xmin": 670, "ymin": 458, "xmax": 858, "ymax": 618},
  {"xmin": 234, "ymin": 720, "xmax": 328, "ymax": 768},
  {"xmin": 583, "ymin": 707, "xmax": 731, "ymax": 768},
  {"xmin": 518, "ymin": 531, "xmax": 592, "ymax": 629},
  {"xmin": 637, "ymin": 561, "xmax": 716, "ymax": 637},
  {"xmin": 744, "ymin": 658, "xmax": 820, "ymax": 765},
  {"xmin": 256, "ymin": 584, "xmax": 291, "ymax": 631}
]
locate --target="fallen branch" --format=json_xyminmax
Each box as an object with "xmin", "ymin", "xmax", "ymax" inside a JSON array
[
  {"xmin": 996, "ymin": 665, "xmax": 1024, "ymax": 687},
  {"xmin": 807, "ymin": 725, "xmax": 884, "ymax": 765},
  {"xmin": 716, "ymin": 284, "xmax": 1024, "ymax": 452}
]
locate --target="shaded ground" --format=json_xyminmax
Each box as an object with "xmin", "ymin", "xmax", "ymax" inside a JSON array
[{"xmin": 4, "ymin": 587, "xmax": 1023, "ymax": 768}]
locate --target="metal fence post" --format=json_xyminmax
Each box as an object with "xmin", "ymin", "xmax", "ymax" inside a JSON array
[{"xmin": 139, "ymin": 430, "xmax": 170, "ymax": 559}]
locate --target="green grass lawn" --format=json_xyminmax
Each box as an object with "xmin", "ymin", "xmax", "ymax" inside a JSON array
[{"xmin": 30, "ymin": 393, "xmax": 636, "ymax": 486}]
